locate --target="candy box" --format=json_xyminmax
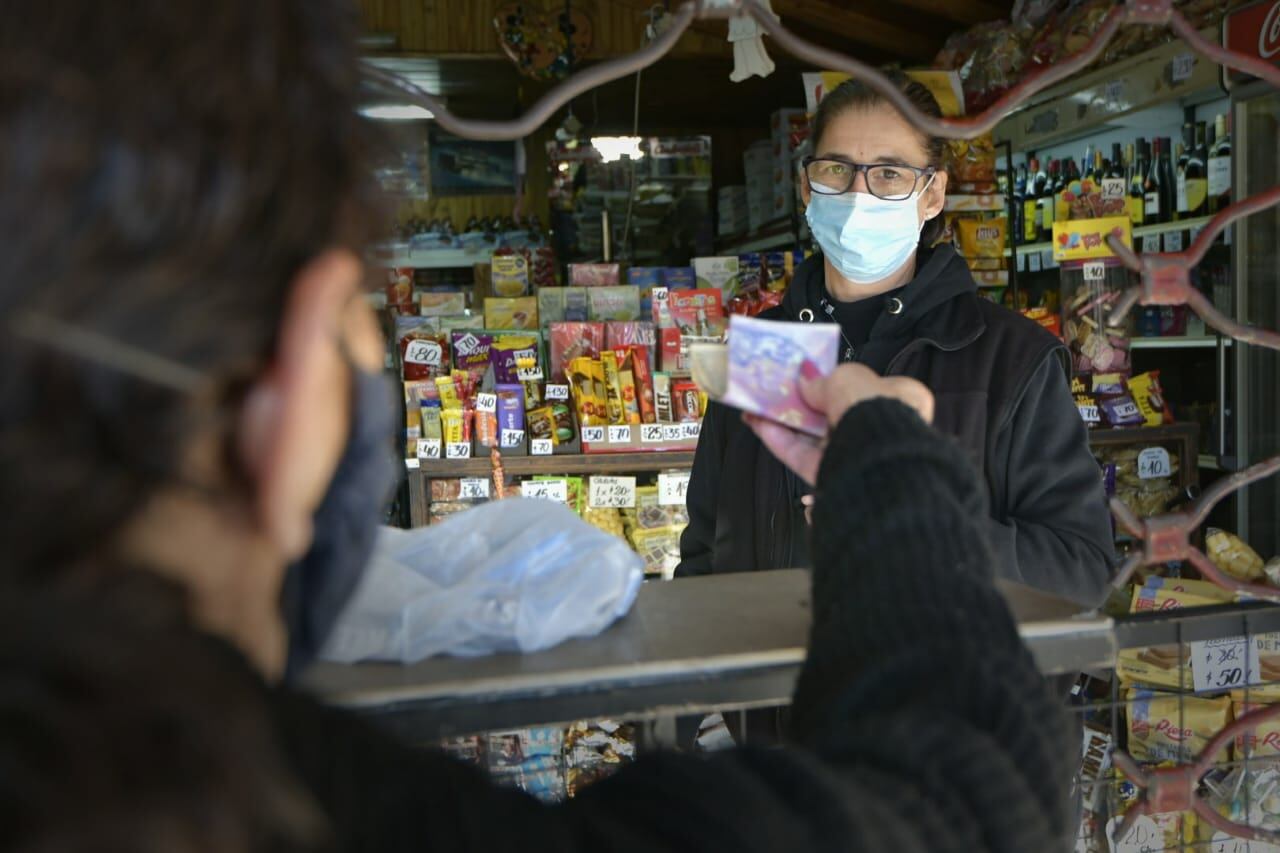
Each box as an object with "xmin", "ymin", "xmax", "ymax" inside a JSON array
[
  {"xmin": 587, "ymin": 286, "xmax": 640, "ymax": 322},
  {"xmin": 669, "ymin": 289, "xmax": 726, "ymax": 338},
  {"xmin": 716, "ymin": 315, "xmax": 840, "ymax": 437},
  {"xmin": 661, "ymin": 266, "xmax": 696, "ymax": 290},
  {"xmin": 693, "ymin": 256, "xmax": 742, "ymax": 301},
  {"xmin": 627, "ymin": 267, "xmax": 663, "ymax": 287},
  {"xmin": 420, "ymin": 291, "xmax": 467, "ymax": 317},
  {"xmin": 537, "ymin": 286, "xmax": 589, "ymax": 325},
  {"xmin": 485, "ymin": 296, "xmax": 538, "ymax": 330},
  {"xmin": 491, "ymin": 251, "xmax": 530, "ymax": 297},
  {"xmin": 569, "ymin": 263, "xmax": 620, "ymax": 287}
]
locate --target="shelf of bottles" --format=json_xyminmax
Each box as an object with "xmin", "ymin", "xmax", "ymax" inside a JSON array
[{"xmin": 1008, "ymin": 113, "xmax": 1232, "ymax": 259}]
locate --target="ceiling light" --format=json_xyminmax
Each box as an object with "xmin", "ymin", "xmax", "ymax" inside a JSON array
[
  {"xmin": 592, "ymin": 136, "xmax": 644, "ymax": 163},
  {"xmin": 359, "ymin": 104, "xmax": 434, "ymax": 121}
]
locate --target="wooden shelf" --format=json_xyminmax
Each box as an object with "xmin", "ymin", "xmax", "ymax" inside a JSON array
[
  {"xmin": 411, "ymin": 451, "xmax": 695, "ymax": 479},
  {"xmin": 1087, "ymin": 423, "xmax": 1199, "ymax": 448}
]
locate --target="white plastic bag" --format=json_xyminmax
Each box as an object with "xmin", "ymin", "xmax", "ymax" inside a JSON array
[{"xmin": 319, "ymin": 498, "xmax": 644, "ymax": 663}]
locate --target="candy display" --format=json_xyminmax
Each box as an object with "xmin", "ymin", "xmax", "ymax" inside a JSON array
[
  {"xmin": 484, "ymin": 296, "xmax": 538, "ymax": 330},
  {"xmin": 568, "ymin": 263, "xmax": 620, "ymax": 287}
]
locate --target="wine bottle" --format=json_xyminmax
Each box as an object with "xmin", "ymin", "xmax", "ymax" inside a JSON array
[
  {"xmin": 1144, "ymin": 138, "xmax": 1163, "ymax": 226},
  {"xmin": 1103, "ymin": 142, "xmax": 1125, "ymax": 207},
  {"xmin": 1126, "ymin": 143, "xmax": 1143, "ymax": 227},
  {"xmin": 1160, "ymin": 137, "xmax": 1177, "ymax": 224},
  {"xmin": 1209, "ymin": 113, "xmax": 1231, "ymax": 214},
  {"xmin": 1184, "ymin": 121, "xmax": 1208, "ymax": 219},
  {"xmin": 1013, "ymin": 162, "xmax": 1027, "ymax": 245},
  {"xmin": 1024, "ymin": 157, "xmax": 1041, "ymax": 244},
  {"xmin": 1056, "ymin": 157, "xmax": 1077, "ymax": 223},
  {"xmin": 1175, "ymin": 123, "xmax": 1192, "ymax": 220},
  {"xmin": 1038, "ymin": 159, "xmax": 1057, "ymax": 241}
]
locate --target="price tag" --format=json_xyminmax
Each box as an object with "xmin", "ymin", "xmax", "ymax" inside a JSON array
[
  {"xmin": 545, "ymin": 383, "xmax": 570, "ymax": 401},
  {"xmin": 662, "ymin": 424, "xmax": 683, "ymax": 441},
  {"xmin": 1041, "ymin": 249, "xmax": 1055, "ymax": 270},
  {"xmin": 500, "ymin": 428, "xmax": 525, "ymax": 448},
  {"xmin": 521, "ymin": 479, "xmax": 568, "ymax": 502},
  {"xmin": 446, "ymin": 442, "xmax": 471, "ymax": 459},
  {"xmin": 1077, "ymin": 404, "xmax": 1101, "ymax": 425},
  {"xmin": 1107, "ymin": 815, "xmax": 1164, "ymax": 853},
  {"xmin": 403, "ymin": 339, "xmax": 443, "ymax": 367},
  {"xmin": 589, "ymin": 475, "xmax": 636, "ymax": 509},
  {"xmin": 1101, "ymin": 178, "xmax": 1126, "ymax": 201},
  {"xmin": 516, "ymin": 364, "xmax": 544, "ymax": 382},
  {"xmin": 1171, "ymin": 52, "xmax": 1195, "ymax": 83},
  {"xmin": 1110, "ymin": 399, "xmax": 1141, "ymax": 421},
  {"xmin": 459, "ymin": 478, "xmax": 490, "ymax": 500},
  {"xmin": 405, "ymin": 458, "xmax": 420, "ymax": 470},
  {"xmin": 1028, "ymin": 251, "xmax": 1042, "ymax": 272},
  {"xmin": 658, "ymin": 472, "xmax": 691, "ymax": 506},
  {"xmin": 582, "ymin": 426, "xmax": 606, "ymax": 444},
  {"xmin": 416, "ymin": 438, "xmax": 442, "ymax": 459},
  {"xmin": 640, "ymin": 423, "xmax": 664, "ymax": 443},
  {"xmin": 1137, "ymin": 447, "xmax": 1172, "ymax": 480},
  {"xmin": 1163, "ymin": 230, "xmax": 1184, "ymax": 253},
  {"xmin": 1191, "ymin": 636, "xmax": 1251, "ymax": 693},
  {"xmin": 1103, "ymin": 79, "xmax": 1124, "ymax": 105},
  {"xmin": 530, "ymin": 438, "xmax": 553, "ymax": 456},
  {"xmin": 1016, "ymin": 251, "xmax": 1027, "ymax": 272},
  {"xmin": 474, "ymin": 393, "xmax": 497, "ymax": 414},
  {"xmin": 608, "ymin": 424, "xmax": 632, "ymax": 444},
  {"xmin": 680, "ymin": 421, "xmax": 702, "ymax": 440},
  {"xmin": 1082, "ymin": 260, "xmax": 1106, "ymax": 282}
]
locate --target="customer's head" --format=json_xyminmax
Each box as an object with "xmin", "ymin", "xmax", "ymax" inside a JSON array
[
  {"xmin": 801, "ymin": 72, "xmax": 949, "ymax": 258},
  {"xmin": 0, "ymin": 0, "xmax": 389, "ymax": 676},
  {"xmin": 0, "ymin": 574, "xmax": 330, "ymax": 852}
]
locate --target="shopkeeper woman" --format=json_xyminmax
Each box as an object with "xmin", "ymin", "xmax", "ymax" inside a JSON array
[{"xmin": 677, "ymin": 73, "xmax": 1117, "ymax": 606}]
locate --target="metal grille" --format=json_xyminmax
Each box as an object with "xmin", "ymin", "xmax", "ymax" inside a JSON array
[{"xmin": 368, "ymin": 1, "xmax": 1280, "ymax": 846}]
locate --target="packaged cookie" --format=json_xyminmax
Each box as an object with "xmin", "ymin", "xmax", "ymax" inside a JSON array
[
  {"xmin": 484, "ymin": 296, "xmax": 538, "ymax": 330},
  {"xmin": 1127, "ymin": 689, "xmax": 1232, "ymax": 764}
]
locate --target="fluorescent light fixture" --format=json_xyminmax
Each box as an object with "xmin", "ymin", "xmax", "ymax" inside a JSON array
[
  {"xmin": 592, "ymin": 136, "xmax": 643, "ymax": 163},
  {"xmin": 359, "ymin": 104, "xmax": 434, "ymax": 121}
]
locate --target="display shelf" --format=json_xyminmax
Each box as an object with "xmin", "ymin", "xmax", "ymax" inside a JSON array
[
  {"xmin": 410, "ymin": 451, "xmax": 694, "ymax": 478},
  {"xmin": 716, "ymin": 224, "xmax": 796, "ymax": 255},
  {"xmin": 1005, "ymin": 214, "xmax": 1216, "ymax": 257},
  {"xmin": 1088, "ymin": 423, "xmax": 1199, "ymax": 494},
  {"xmin": 369, "ymin": 244, "xmax": 493, "ymax": 269},
  {"xmin": 1130, "ymin": 335, "xmax": 1233, "ymax": 350},
  {"xmin": 944, "ymin": 193, "xmax": 1006, "ymax": 212}
]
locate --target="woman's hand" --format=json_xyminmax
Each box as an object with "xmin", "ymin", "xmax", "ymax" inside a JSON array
[{"xmin": 744, "ymin": 363, "xmax": 934, "ymax": 487}]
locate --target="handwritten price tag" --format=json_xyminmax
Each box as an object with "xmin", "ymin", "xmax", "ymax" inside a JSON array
[
  {"xmin": 516, "ymin": 364, "xmax": 544, "ymax": 382},
  {"xmin": 658, "ymin": 472, "xmax": 691, "ymax": 506},
  {"xmin": 589, "ymin": 475, "xmax": 636, "ymax": 509},
  {"xmin": 459, "ymin": 478, "xmax": 490, "ymax": 500},
  {"xmin": 1191, "ymin": 636, "xmax": 1252, "ymax": 693},
  {"xmin": 1101, "ymin": 178, "xmax": 1125, "ymax": 201},
  {"xmin": 1171, "ymin": 52, "xmax": 1195, "ymax": 83},
  {"xmin": 640, "ymin": 424, "xmax": 664, "ymax": 443},
  {"xmin": 662, "ymin": 424, "xmax": 682, "ymax": 441},
  {"xmin": 500, "ymin": 429, "xmax": 525, "ymax": 448},
  {"xmin": 1082, "ymin": 260, "xmax": 1106, "ymax": 282},
  {"xmin": 530, "ymin": 438, "xmax": 553, "ymax": 455},
  {"xmin": 1137, "ymin": 447, "xmax": 1172, "ymax": 480},
  {"xmin": 474, "ymin": 393, "xmax": 497, "ymax": 414},
  {"xmin": 403, "ymin": 339, "xmax": 442, "ymax": 366},
  {"xmin": 417, "ymin": 438, "xmax": 442, "ymax": 459},
  {"xmin": 608, "ymin": 425, "xmax": 632, "ymax": 444},
  {"xmin": 680, "ymin": 422, "xmax": 702, "ymax": 440},
  {"xmin": 521, "ymin": 479, "xmax": 568, "ymax": 502},
  {"xmin": 446, "ymin": 442, "xmax": 471, "ymax": 459},
  {"xmin": 545, "ymin": 384, "xmax": 570, "ymax": 401},
  {"xmin": 582, "ymin": 426, "xmax": 606, "ymax": 444}
]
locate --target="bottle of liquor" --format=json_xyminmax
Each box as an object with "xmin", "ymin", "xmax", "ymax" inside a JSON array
[
  {"xmin": 1082, "ymin": 144, "xmax": 1097, "ymax": 186},
  {"xmin": 1013, "ymin": 162, "xmax": 1028, "ymax": 245},
  {"xmin": 1024, "ymin": 157, "xmax": 1042, "ymax": 244},
  {"xmin": 1184, "ymin": 121, "xmax": 1208, "ymax": 219},
  {"xmin": 1103, "ymin": 142, "xmax": 1126, "ymax": 207},
  {"xmin": 1209, "ymin": 113, "xmax": 1232, "ymax": 213},
  {"xmin": 1160, "ymin": 137, "xmax": 1177, "ymax": 224},
  {"xmin": 1126, "ymin": 143, "xmax": 1144, "ymax": 227},
  {"xmin": 1056, "ymin": 157, "xmax": 1077, "ymax": 223},
  {"xmin": 1145, "ymin": 138, "xmax": 1164, "ymax": 225},
  {"xmin": 1175, "ymin": 124, "xmax": 1193, "ymax": 219},
  {"xmin": 1038, "ymin": 160, "xmax": 1057, "ymax": 241}
]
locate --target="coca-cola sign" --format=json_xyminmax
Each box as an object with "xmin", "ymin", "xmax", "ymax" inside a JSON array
[{"xmin": 1225, "ymin": 0, "xmax": 1280, "ymax": 84}]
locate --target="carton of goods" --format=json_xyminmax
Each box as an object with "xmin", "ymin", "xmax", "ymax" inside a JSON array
[
  {"xmin": 485, "ymin": 297, "xmax": 538, "ymax": 330},
  {"xmin": 693, "ymin": 256, "xmax": 742, "ymax": 301},
  {"xmin": 420, "ymin": 291, "xmax": 467, "ymax": 317}
]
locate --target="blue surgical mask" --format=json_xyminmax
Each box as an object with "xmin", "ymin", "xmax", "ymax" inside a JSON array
[
  {"xmin": 282, "ymin": 363, "xmax": 399, "ymax": 676},
  {"xmin": 804, "ymin": 181, "xmax": 932, "ymax": 284}
]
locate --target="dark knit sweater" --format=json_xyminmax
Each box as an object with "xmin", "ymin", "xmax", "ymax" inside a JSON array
[{"xmin": 273, "ymin": 400, "xmax": 1074, "ymax": 852}]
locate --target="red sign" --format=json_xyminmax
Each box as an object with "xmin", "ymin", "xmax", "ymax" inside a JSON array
[{"xmin": 1225, "ymin": 0, "xmax": 1280, "ymax": 83}]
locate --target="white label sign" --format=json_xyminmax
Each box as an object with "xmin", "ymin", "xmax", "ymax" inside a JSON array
[
  {"xmin": 1107, "ymin": 815, "xmax": 1163, "ymax": 853},
  {"xmin": 521, "ymin": 479, "xmax": 568, "ymax": 502},
  {"xmin": 545, "ymin": 383, "xmax": 570, "ymax": 401},
  {"xmin": 500, "ymin": 428, "xmax": 525, "ymax": 448},
  {"xmin": 1171, "ymin": 52, "xmax": 1195, "ymax": 83},
  {"xmin": 1191, "ymin": 636, "xmax": 1251, "ymax": 693},
  {"xmin": 1163, "ymin": 231, "xmax": 1184, "ymax": 253},
  {"xmin": 1110, "ymin": 399, "xmax": 1141, "ymax": 421},
  {"xmin": 516, "ymin": 364, "xmax": 544, "ymax": 382},
  {"xmin": 1082, "ymin": 260, "xmax": 1107, "ymax": 282},
  {"xmin": 658, "ymin": 472, "xmax": 691, "ymax": 506},
  {"xmin": 589, "ymin": 475, "xmax": 637, "ymax": 508},
  {"xmin": 1101, "ymin": 178, "xmax": 1126, "ymax": 201},
  {"xmin": 446, "ymin": 442, "xmax": 471, "ymax": 459},
  {"xmin": 474, "ymin": 393, "xmax": 497, "ymax": 414},
  {"xmin": 459, "ymin": 478, "xmax": 490, "ymax": 500},
  {"xmin": 530, "ymin": 438, "xmax": 554, "ymax": 456},
  {"xmin": 417, "ymin": 438, "xmax": 442, "ymax": 459},
  {"xmin": 662, "ymin": 424, "xmax": 683, "ymax": 441},
  {"xmin": 405, "ymin": 458, "xmax": 420, "ymax": 469},
  {"xmin": 1137, "ymin": 447, "xmax": 1172, "ymax": 480},
  {"xmin": 582, "ymin": 426, "xmax": 606, "ymax": 444},
  {"xmin": 1077, "ymin": 404, "xmax": 1101, "ymax": 425},
  {"xmin": 640, "ymin": 423, "xmax": 664, "ymax": 443},
  {"xmin": 1028, "ymin": 251, "xmax": 1042, "ymax": 272},
  {"xmin": 608, "ymin": 425, "xmax": 632, "ymax": 444},
  {"xmin": 680, "ymin": 422, "xmax": 702, "ymax": 440},
  {"xmin": 403, "ymin": 339, "xmax": 443, "ymax": 366}
]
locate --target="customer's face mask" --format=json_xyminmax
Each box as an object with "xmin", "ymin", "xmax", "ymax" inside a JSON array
[
  {"xmin": 281, "ymin": 359, "xmax": 399, "ymax": 677},
  {"xmin": 804, "ymin": 177, "xmax": 934, "ymax": 285}
]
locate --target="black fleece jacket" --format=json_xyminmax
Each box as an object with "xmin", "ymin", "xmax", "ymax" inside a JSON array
[
  {"xmin": 270, "ymin": 400, "xmax": 1073, "ymax": 852},
  {"xmin": 677, "ymin": 247, "xmax": 1117, "ymax": 607}
]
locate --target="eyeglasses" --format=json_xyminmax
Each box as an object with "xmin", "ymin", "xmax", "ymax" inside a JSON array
[{"xmin": 801, "ymin": 157, "xmax": 936, "ymax": 201}]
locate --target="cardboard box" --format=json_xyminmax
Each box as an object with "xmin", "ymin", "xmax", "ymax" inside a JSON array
[
  {"xmin": 484, "ymin": 296, "xmax": 538, "ymax": 330},
  {"xmin": 1051, "ymin": 215, "xmax": 1133, "ymax": 262},
  {"xmin": 693, "ymin": 257, "xmax": 741, "ymax": 301}
]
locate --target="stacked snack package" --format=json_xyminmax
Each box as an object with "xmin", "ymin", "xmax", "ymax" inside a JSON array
[
  {"xmin": 1094, "ymin": 443, "xmax": 1181, "ymax": 521},
  {"xmin": 486, "ymin": 728, "xmax": 566, "ymax": 804},
  {"xmin": 621, "ymin": 484, "xmax": 690, "ymax": 578},
  {"xmin": 396, "ymin": 316, "xmax": 451, "ymax": 382},
  {"xmin": 1062, "ymin": 263, "xmax": 1131, "ymax": 380},
  {"xmin": 658, "ymin": 287, "xmax": 726, "ymax": 377},
  {"xmin": 563, "ymin": 720, "xmax": 636, "ymax": 798},
  {"xmin": 549, "ymin": 322, "xmax": 605, "ymax": 383},
  {"xmin": 428, "ymin": 475, "xmax": 493, "ymax": 525}
]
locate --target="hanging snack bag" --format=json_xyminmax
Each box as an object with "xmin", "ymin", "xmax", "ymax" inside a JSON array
[
  {"xmin": 549, "ymin": 322, "xmax": 605, "ymax": 383},
  {"xmin": 396, "ymin": 317, "xmax": 450, "ymax": 381}
]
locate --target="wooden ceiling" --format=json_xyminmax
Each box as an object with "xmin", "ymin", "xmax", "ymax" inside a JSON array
[{"xmin": 360, "ymin": 0, "xmax": 1015, "ymax": 128}]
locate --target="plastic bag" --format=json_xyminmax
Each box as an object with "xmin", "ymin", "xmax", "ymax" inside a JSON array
[{"xmin": 320, "ymin": 499, "xmax": 644, "ymax": 663}]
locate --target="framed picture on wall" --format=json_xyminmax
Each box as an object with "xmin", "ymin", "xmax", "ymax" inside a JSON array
[{"xmin": 429, "ymin": 128, "xmax": 517, "ymax": 195}]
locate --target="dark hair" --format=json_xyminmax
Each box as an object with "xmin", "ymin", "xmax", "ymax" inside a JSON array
[
  {"xmin": 811, "ymin": 71, "xmax": 948, "ymax": 245},
  {"xmin": 0, "ymin": 574, "xmax": 331, "ymax": 851},
  {"xmin": 0, "ymin": 1, "xmax": 383, "ymax": 578}
]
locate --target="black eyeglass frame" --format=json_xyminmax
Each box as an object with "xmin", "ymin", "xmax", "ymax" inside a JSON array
[{"xmin": 800, "ymin": 156, "xmax": 937, "ymax": 200}]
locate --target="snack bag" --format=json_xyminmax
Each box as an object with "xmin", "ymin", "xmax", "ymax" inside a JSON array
[
  {"xmin": 491, "ymin": 250, "xmax": 530, "ymax": 297},
  {"xmin": 718, "ymin": 315, "xmax": 840, "ymax": 436},
  {"xmin": 451, "ymin": 331, "xmax": 494, "ymax": 386},
  {"xmin": 420, "ymin": 291, "xmax": 466, "ymax": 317},
  {"xmin": 1116, "ymin": 646, "xmax": 1193, "ymax": 692},
  {"xmin": 485, "ymin": 296, "xmax": 538, "ymax": 330},
  {"xmin": 526, "ymin": 406, "xmax": 557, "ymax": 444},
  {"xmin": 549, "ymin": 322, "xmax": 605, "ymax": 383},
  {"xmin": 385, "ymin": 267, "xmax": 415, "ymax": 313},
  {"xmin": 955, "ymin": 216, "xmax": 1007, "ymax": 259},
  {"xmin": 490, "ymin": 335, "xmax": 541, "ymax": 385},
  {"xmin": 1128, "ymin": 370, "xmax": 1174, "ymax": 427},
  {"xmin": 396, "ymin": 317, "xmax": 450, "ymax": 381},
  {"xmin": 1127, "ymin": 689, "xmax": 1232, "ymax": 764},
  {"xmin": 1233, "ymin": 699, "xmax": 1280, "ymax": 759},
  {"xmin": 1207, "ymin": 528, "xmax": 1266, "ymax": 582},
  {"xmin": 672, "ymin": 380, "xmax": 703, "ymax": 423}
]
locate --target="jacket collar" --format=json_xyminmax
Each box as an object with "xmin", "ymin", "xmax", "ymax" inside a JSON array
[{"xmin": 783, "ymin": 244, "xmax": 986, "ymax": 352}]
